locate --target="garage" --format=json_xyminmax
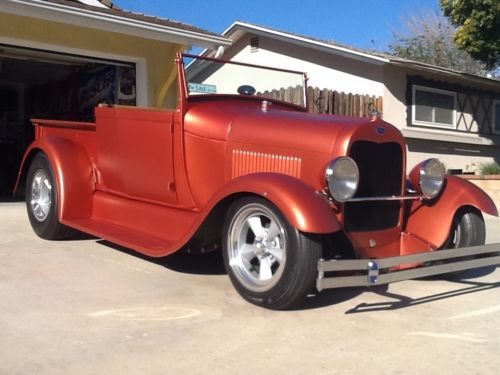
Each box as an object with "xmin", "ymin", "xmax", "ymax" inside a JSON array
[
  {"xmin": 0, "ymin": 44, "xmax": 136, "ymax": 198},
  {"xmin": 0, "ymin": 0, "xmax": 231, "ymax": 200}
]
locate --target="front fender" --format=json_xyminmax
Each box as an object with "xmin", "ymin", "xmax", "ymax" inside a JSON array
[
  {"xmin": 405, "ymin": 175, "xmax": 498, "ymax": 248},
  {"xmin": 210, "ymin": 173, "xmax": 340, "ymax": 234},
  {"xmin": 15, "ymin": 137, "xmax": 94, "ymax": 221}
]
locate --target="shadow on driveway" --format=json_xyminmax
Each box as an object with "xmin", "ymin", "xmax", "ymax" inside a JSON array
[
  {"xmin": 95, "ymin": 240, "xmax": 499, "ymax": 312},
  {"xmin": 97, "ymin": 240, "xmax": 226, "ymax": 276}
]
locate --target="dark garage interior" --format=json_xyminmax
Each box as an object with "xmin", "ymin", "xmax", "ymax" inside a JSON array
[{"xmin": 0, "ymin": 45, "xmax": 136, "ymax": 199}]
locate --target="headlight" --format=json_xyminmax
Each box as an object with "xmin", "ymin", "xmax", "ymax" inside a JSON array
[
  {"xmin": 420, "ymin": 159, "xmax": 445, "ymax": 199},
  {"xmin": 326, "ymin": 157, "xmax": 359, "ymax": 202},
  {"xmin": 409, "ymin": 158, "xmax": 445, "ymax": 199}
]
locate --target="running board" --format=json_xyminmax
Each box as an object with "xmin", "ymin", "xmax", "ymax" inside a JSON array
[
  {"xmin": 317, "ymin": 244, "xmax": 500, "ymax": 291},
  {"xmin": 68, "ymin": 218, "xmax": 173, "ymax": 257}
]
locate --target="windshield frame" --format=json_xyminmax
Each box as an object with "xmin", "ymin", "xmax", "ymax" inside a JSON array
[{"xmin": 182, "ymin": 53, "xmax": 309, "ymax": 109}]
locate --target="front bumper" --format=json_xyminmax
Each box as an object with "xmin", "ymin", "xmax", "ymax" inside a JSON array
[{"xmin": 317, "ymin": 244, "xmax": 500, "ymax": 291}]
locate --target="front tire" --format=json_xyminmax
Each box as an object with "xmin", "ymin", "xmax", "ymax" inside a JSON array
[
  {"xmin": 222, "ymin": 197, "xmax": 321, "ymax": 310},
  {"xmin": 26, "ymin": 153, "xmax": 75, "ymax": 240},
  {"xmin": 443, "ymin": 209, "xmax": 485, "ymax": 249},
  {"xmin": 440, "ymin": 208, "xmax": 485, "ymax": 278}
]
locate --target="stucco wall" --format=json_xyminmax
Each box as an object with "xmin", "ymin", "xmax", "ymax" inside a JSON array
[
  {"xmin": 225, "ymin": 34, "xmax": 385, "ymax": 96},
  {"xmin": 383, "ymin": 64, "xmax": 500, "ymax": 171},
  {"xmin": 0, "ymin": 12, "xmax": 182, "ymax": 108}
]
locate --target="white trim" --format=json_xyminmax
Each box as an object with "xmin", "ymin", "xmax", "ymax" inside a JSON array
[
  {"xmin": 222, "ymin": 21, "xmax": 389, "ymax": 66},
  {"xmin": 0, "ymin": 36, "xmax": 148, "ymax": 106},
  {"xmin": 411, "ymin": 85, "xmax": 457, "ymax": 130},
  {"xmin": 493, "ymin": 99, "xmax": 500, "ymax": 135},
  {"xmin": 77, "ymin": 0, "xmax": 108, "ymax": 8},
  {"xmin": 402, "ymin": 127, "xmax": 500, "ymax": 147},
  {"xmin": 1, "ymin": 0, "xmax": 231, "ymax": 49}
]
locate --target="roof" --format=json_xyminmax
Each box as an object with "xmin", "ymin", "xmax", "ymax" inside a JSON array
[
  {"xmin": 223, "ymin": 21, "xmax": 499, "ymax": 88},
  {"xmin": 1, "ymin": 0, "xmax": 231, "ymax": 49}
]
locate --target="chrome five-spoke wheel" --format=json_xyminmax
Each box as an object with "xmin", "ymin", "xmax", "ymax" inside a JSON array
[
  {"xmin": 222, "ymin": 197, "xmax": 321, "ymax": 310},
  {"xmin": 26, "ymin": 152, "xmax": 74, "ymax": 240},
  {"xmin": 227, "ymin": 203, "xmax": 287, "ymax": 292},
  {"xmin": 30, "ymin": 169, "xmax": 53, "ymax": 222}
]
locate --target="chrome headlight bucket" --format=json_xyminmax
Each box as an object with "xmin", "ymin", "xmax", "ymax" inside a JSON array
[
  {"xmin": 326, "ymin": 157, "xmax": 359, "ymax": 202},
  {"xmin": 420, "ymin": 158, "xmax": 445, "ymax": 199},
  {"xmin": 409, "ymin": 158, "xmax": 445, "ymax": 199}
]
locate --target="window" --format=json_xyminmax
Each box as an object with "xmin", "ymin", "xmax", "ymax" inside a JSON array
[
  {"xmin": 412, "ymin": 85, "xmax": 456, "ymax": 129},
  {"xmin": 493, "ymin": 100, "xmax": 500, "ymax": 134}
]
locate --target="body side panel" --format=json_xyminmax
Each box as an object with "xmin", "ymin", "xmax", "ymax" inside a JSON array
[
  {"xmin": 94, "ymin": 106, "xmax": 178, "ymax": 204},
  {"xmin": 64, "ymin": 172, "xmax": 340, "ymax": 257}
]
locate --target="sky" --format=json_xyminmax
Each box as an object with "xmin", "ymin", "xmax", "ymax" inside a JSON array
[{"xmin": 114, "ymin": 0, "xmax": 442, "ymax": 51}]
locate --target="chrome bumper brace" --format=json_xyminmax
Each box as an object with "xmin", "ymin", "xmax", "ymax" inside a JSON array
[{"xmin": 317, "ymin": 244, "xmax": 500, "ymax": 291}]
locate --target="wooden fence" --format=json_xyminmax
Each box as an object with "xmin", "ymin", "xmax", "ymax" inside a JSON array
[{"xmin": 259, "ymin": 86, "xmax": 383, "ymax": 117}]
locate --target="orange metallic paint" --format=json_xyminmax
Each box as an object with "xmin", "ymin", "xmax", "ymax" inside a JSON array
[
  {"xmin": 95, "ymin": 106, "xmax": 178, "ymax": 204},
  {"xmin": 19, "ymin": 136, "xmax": 95, "ymax": 221},
  {"xmin": 184, "ymin": 132, "xmax": 227, "ymax": 207},
  {"xmin": 405, "ymin": 175, "xmax": 498, "ymax": 249},
  {"xmin": 206, "ymin": 173, "xmax": 341, "ymax": 234}
]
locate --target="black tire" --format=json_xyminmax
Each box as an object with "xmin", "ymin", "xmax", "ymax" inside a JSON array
[
  {"xmin": 443, "ymin": 209, "xmax": 485, "ymax": 249},
  {"xmin": 222, "ymin": 197, "xmax": 321, "ymax": 310},
  {"xmin": 26, "ymin": 153, "xmax": 75, "ymax": 240},
  {"xmin": 440, "ymin": 208, "xmax": 485, "ymax": 278}
]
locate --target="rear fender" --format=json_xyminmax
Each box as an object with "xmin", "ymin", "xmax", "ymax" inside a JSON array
[
  {"xmin": 15, "ymin": 137, "xmax": 94, "ymax": 221},
  {"xmin": 405, "ymin": 175, "xmax": 498, "ymax": 248},
  {"xmin": 211, "ymin": 173, "xmax": 340, "ymax": 234}
]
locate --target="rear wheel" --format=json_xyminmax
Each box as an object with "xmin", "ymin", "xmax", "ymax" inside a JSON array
[
  {"xmin": 26, "ymin": 153, "xmax": 75, "ymax": 240},
  {"xmin": 222, "ymin": 197, "xmax": 321, "ymax": 310}
]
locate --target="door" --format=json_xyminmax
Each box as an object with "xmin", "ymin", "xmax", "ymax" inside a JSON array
[{"xmin": 96, "ymin": 106, "xmax": 177, "ymax": 204}]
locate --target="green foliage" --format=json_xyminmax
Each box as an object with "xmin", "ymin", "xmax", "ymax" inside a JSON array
[
  {"xmin": 441, "ymin": 0, "xmax": 500, "ymax": 68},
  {"xmin": 388, "ymin": 11, "xmax": 494, "ymax": 77},
  {"xmin": 479, "ymin": 162, "xmax": 500, "ymax": 175}
]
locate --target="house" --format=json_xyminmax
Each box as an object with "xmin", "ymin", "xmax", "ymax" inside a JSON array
[
  {"xmin": 0, "ymin": 0, "xmax": 230, "ymax": 196},
  {"xmin": 203, "ymin": 21, "xmax": 500, "ymax": 173}
]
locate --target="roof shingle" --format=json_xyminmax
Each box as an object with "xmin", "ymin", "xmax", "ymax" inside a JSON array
[{"xmin": 42, "ymin": 0, "xmax": 221, "ymax": 38}]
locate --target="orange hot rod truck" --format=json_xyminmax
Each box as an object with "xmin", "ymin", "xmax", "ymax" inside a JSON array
[{"xmin": 15, "ymin": 53, "xmax": 500, "ymax": 309}]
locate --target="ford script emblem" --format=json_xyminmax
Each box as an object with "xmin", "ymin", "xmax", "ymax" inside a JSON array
[{"xmin": 375, "ymin": 127, "xmax": 385, "ymax": 135}]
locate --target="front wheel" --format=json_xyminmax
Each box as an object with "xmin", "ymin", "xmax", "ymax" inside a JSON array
[
  {"xmin": 440, "ymin": 208, "xmax": 485, "ymax": 278},
  {"xmin": 26, "ymin": 153, "xmax": 75, "ymax": 240},
  {"xmin": 222, "ymin": 197, "xmax": 321, "ymax": 310},
  {"xmin": 443, "ymin": 209, "xmax": 485, "ymax": 249}
]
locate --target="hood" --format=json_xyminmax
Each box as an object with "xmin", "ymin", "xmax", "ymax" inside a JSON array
[{"xmin": 184, "ymin": 99, "xmax": 404, "ymax": 156}]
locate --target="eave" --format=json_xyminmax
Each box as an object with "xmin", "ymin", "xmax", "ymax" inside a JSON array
[
  {"xmin": 223, "ymin": 21, "xmax": 389, "ymax": 66},
  {"xmin": 1, "ymin": 0, "xmax": 231, "ymax": 50}
]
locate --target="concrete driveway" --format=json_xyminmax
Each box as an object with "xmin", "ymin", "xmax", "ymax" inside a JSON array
[{"xmin": 1, "ymin": 202, "xmax": 499, "ymax": 375}]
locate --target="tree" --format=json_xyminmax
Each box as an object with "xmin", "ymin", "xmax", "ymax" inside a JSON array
[
  {"xmin": 441, "ymin": 0, "xmax": 500, "ymax": 69},
  {"xmin": 388, "ymin": 10, "xmax": 495, "ymax": 77}
]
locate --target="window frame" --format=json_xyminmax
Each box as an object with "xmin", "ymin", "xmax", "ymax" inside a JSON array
[
  {"xmin": 411, "ymin": 85, "xmax": 457, "ymax": 129},
  {"xmin": 493, "ymin": 99, "xmax": 500, "ymax": 135}
]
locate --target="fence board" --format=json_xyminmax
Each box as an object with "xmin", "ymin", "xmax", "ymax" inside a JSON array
[{"xmin": 258, "ymin": 86, "xmax": 383, "ymax": 118}]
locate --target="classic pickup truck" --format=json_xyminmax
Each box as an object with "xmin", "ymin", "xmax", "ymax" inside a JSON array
[{"xmin": 16, "ymin": 53, "xmax": 500, "ymax": 309}]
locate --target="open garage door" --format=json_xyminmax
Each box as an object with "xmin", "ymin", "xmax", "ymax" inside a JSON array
[{"xmin": 0, "ymin": 44, "xmax": 136, "ymax": 198}]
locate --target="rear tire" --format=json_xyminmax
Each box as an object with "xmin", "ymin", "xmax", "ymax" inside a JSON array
[
  {"xmin": 222, "ymin": 197, "xmax": 321, "ymax": 310},
  {"xmin": 26, "ymin": 153, "xmax": 75, "ymax": 240}
]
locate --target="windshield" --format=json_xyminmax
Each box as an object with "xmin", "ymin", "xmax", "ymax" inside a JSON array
[{"xmin": 183, "ymin": 54, "xmax": 307, "ymax": 108}]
